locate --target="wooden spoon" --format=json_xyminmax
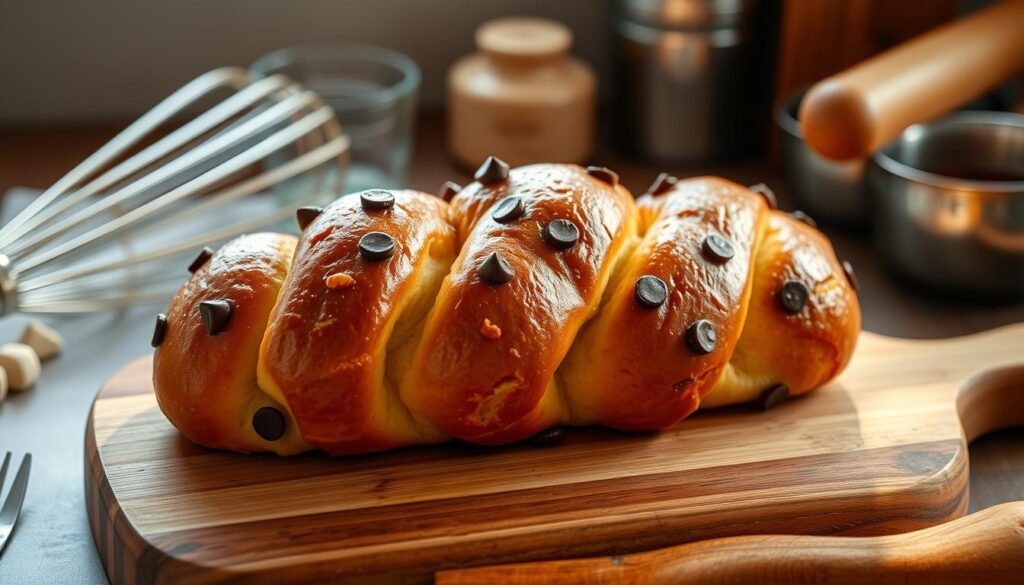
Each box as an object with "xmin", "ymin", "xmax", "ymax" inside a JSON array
[{"xmin": 436, "ymin": 500, "xmax": 1024, "ymax": 584}]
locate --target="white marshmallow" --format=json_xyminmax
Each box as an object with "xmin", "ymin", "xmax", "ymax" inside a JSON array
[
  {"xmin": 0, "ymin": 343, "xmax": 41, "ymax": 391},
  {"xmin": 19, "ymin": 319, "xmax": 64, "ymax": 361}
]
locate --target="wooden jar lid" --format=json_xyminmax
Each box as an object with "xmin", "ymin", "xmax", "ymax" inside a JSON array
[{"xmin": 476, "ymin": 18, "xmax": 571, "ymax": 63}]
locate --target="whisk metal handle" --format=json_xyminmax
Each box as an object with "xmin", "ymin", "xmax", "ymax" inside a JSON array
[{"xmin": 0, "ymin": 254, "xmax": 15, "ymax": 318}]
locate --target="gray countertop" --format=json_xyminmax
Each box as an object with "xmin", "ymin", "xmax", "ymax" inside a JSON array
[{"xmin": 0, "ymin": 309, "xmax": 151, "ymax": 585}]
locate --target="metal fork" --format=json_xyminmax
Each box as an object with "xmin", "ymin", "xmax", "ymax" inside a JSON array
[{"xmin": 0, "ymin": 452, "xmax": 31, "ymax": 556}]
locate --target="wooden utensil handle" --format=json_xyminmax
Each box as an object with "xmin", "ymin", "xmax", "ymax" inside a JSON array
[
  {"xmin": 437, "ymin": 501, "xmax": 1024, "ymax": 584},
  {"xmin": 799, "ymin": 0, "xmax": 1024, "ymax": 161}
]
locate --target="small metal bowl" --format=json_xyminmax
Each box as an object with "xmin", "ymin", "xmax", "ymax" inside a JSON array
[
  {"xmin": 869, "ymin": 111, "xmax": 1024, "ymax": 297},
  {"xmin": 776, "ymin": 89, "xmax": 868, "ymax": 227}
]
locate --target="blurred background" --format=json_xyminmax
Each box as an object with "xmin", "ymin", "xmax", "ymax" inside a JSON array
[
  {"xmin": 2, "ymin": 0, "xmax": 1021, "ymax": 214},
  {"xmin": 0, "ymin": 0, "xmax": 609, "ymax": 123},
  {"xmin": 1, "ymin": 0, "xmax": 1015, "ymax": 123},
  {"xmin": 2, "ymin": 2, "xmax": 1024, "ymax": 583}
]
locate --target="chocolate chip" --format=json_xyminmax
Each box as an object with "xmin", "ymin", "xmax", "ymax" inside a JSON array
[
  {"xmin": 673, "ymin": 378, "xmax": 695, "ymax": 393},
  {"xmin": 634, "ymin": 275, "xmax": 668, "ymax": 308},
  {"xmin": 529, "ymin": 427, "xmax": 565, "ymax": 448},
  {"xmin": 647, "ymin": 172, "xmax": 677, "ymax": 196},
  {"xmin": 151, "ymin": 313, "xmax": 168, "ymax": 348},
  {"xmin": 296, "ymin": 206, "xmax": 324, "ymax": 231},
  {"xmin": 474, "ymin": 156, "xmax": 510, "ymax": 184},
  {"xmin": 758, "ymin": 384, "xmax": 789, "ymax": 411},
  {"xmin": 587, "ymin": 166, "xmax": 619, "ymax": 187},
  {"xmin": 187, "ymin": 247, "xmax": 214, "ymax": 274},
  {"xmin": 438, "ymin": 181, "xmax": 461, "ymax": 202},
  {"xmin": 685, "ymin": 319, "xmax": 717, "ymax": 355},
  {"xmin": 358, "ymin": 232, "xmax": 395, "ymax": 262},
  {"xmin": 791, "ymin": 210, "xmax": 817, "ymax": 229},
  {"xmin": 199, "ymin": 299, "xmax": 233, "ymax": 336},
  {"xmin": 252, "ymin": 406, "xmax": 286, "ymax": 441},
  {"xmin": 491, "ymin": 196, "xmax": 525, "ymax": 224},
  {"xmin": 478, "ymin": 252, "xmax": 514, "ymax": 284},
  {"xmin": 842, "ymin": 260, "xmax": 859, "ymax": 291},
  {"xmin": 778, "ymin": 280, "xmax": 809, "ymax": 314},
  {"xmin": 749, "ymin": 183, "xmax": 777, "ymax": 209},
  {"xmin": 360, "ymin": 189, "xmax": 395, "ymax": 210},
  {"xmin": 701, "ymin": 234, "xmax": 734, "ymax": 264},
  {"xmin": 543, "ymin": 219, "xmax": 579, "ymax": 250}
]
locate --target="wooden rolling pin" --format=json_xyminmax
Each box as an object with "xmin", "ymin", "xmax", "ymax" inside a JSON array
[
  {"xmin": 800, "ymin": 0, "xmax": 1024, "ymax": 161},
  {"xmin": 436, "ymin": 501, "xmax": 1024, "ymax": 584}
]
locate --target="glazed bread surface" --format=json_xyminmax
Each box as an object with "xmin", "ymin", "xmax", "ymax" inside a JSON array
[
  {"xmin": 152, "ymin": 161, "xmax": 861, "ymax": 455},
  {"xmin": 561, "ymin": 177, "xmax": 765, "ymax": 430},
  {"xmin": 153, "ymin": 233, "xmax": 311, "ymax": 455},
  {"xmin": 258, "ymin": 190, "xmax": 457, "ymax": 454},
  {"xmin": 405, "ymin": 164, "xmax": 637, "ymax": 444}
]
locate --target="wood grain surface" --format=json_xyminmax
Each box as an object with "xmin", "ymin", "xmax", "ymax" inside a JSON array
[
  {"xmin": 773, "ymin": 0, "xmax": 959, "ymax": 106},
  {"xmin": 84, "ymin": 323, "xmax": 1024, "ymax": 584},
  {"xmin": 437, "ymin": 501, "xmax": 1024, "ymax": 584}
]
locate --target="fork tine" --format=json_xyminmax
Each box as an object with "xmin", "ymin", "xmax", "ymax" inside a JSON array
[
  {"xmin": 0, "ymin": 452, "xmax": 10, "ymax": 490},
  {"xmin": 0, "ymin": 453, "xmax": 31, "ymax": 556}
]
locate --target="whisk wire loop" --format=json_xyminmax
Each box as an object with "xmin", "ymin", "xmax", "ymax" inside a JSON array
[{"xmin": 0, "ymin": 67, "xmax": 351, "ymax": 317}]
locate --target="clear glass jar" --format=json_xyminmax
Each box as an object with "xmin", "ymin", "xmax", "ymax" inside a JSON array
[{"xmin": 252, "ymin": 44, "xmax": 420, "ymax": 195}]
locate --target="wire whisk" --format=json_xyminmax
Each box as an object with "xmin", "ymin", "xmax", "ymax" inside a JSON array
[{"xmin": 0, "ymin": 67, "xmax": 350, "ymax": 317}]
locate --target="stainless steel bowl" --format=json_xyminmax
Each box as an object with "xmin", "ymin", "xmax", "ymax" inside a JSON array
[
  {"xmin": 869, "ymin": 111, "xmax": 1024, "ymax": 297},
  {"xmin": 776, "ymin": 89, "xmax": 867, "ymax": 227}
]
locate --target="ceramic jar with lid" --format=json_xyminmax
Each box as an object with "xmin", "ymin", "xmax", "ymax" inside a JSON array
[{"xmin": 447, "ymin": 17, "xmax": 596, "ymax": 169}]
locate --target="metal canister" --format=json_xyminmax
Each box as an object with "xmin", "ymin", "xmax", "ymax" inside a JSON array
[{"xmin": 612, "ymin": 0, "xmax": 768, "ymax": 162}]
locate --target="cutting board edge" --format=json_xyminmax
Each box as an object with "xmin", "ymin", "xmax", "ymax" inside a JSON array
[
  {"xmin": 84, "ymin": 397, "xmax": 973, "ymax": 584},
  {"xmin": 86, "ymin": 403, "xmax": 246, "ymax": 585}
]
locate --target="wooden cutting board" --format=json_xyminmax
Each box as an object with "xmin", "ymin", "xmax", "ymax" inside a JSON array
[{"xmin": 85, "ymin": 323, "xmax": 1024, "ymax": 584}]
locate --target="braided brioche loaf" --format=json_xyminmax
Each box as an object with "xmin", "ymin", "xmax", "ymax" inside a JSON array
[{"xmin": 152, "ymin": 160, "xmax": 860, "ymax": 456}]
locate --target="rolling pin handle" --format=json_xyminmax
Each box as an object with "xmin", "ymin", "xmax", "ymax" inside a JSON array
[
  {"xmin": 799, "ymin": 80, "xmax": 874, "ymax": 162},
  {"xmin": 799, "ymin": 0, "xmax": 1024, "ymax": 161}
]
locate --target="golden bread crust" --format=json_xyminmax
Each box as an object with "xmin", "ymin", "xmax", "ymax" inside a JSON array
[
  {"xmin": 153, "ymin": 233, "xmax": 310, "ymax": 455},
  {"xmin": 702, "ymin": 212, "xmax": 861, "ymax": 407},
  {"xmin": 563, "ymin": 177, "xmax": 765, "ymax": 429},
  {"xmin": 258, "ymin": 191, "xmax": 456, "ymax": 455},
  {"xmin": 405, "ymin": 164, "xmax": 636, "ymax": 443},
  {"xmin": 153, "ymin": 165, "xmax": 861, "ymax": 455}
]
